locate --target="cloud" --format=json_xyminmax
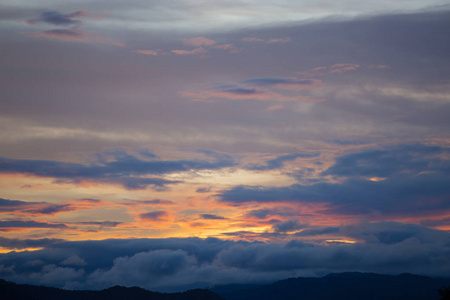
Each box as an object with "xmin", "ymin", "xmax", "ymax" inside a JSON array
[
  {"xmin": 420, "ymin": 217, "xmax": 450, "ymax": 228},
  {"xmin": 26, "ymin": 10, "xmax": 89, "ymax": 27},
  {"xmin": 75, "ymin": 221, "xmax": 122, "ymax": 228},
  {"xmin": 0, "ymin": 226, "xmax": 449, "ymax": 291},
  {"xmin": 27, "ymin": 29, "xmax": 88, "ymax": 42},
  {"xmin": 196, "ymin": 187, "xmax": 212, "ymax": 193},
  {"xmin": 133, "ymin": 37, "xmax": 235, "ymax": 57},
  {"xmin": 243, "ymin": 78, "xmax": 322, "ymax": 90},
  {"xmin": 25, "ymin": 28, "xmax": 122, "ymax": 45},
  {"xmin": 296, "ymin": 64, "xmax": 361, "ymax": 77},
  {"xmin": 200, "ymin": 214, "xmax": 227, "ymax": 220},
  {"xmin": 266, "ymin": 37, "xmax": 292, "ymax": 43},
  {"xmin": 241, "ymin": 37, "xmax": 291, "ymax": 43},
  {"xmin": 90, "ymin": 249, "xmax": 194, "ymax": 287},
  {"xmin": 171, "ymin": 47, "xmax": 208, "ymax": 55},
  {"xmin": 246, "ymin": 153, "xmax": 320, "ymax": 171},
  {"xmin": 322, "ymin": 144, "xmax": 447, "ymax": 178},
  {"xmin": 24, "ymin": 10, "xmax": 122, "ymax": 46},
  {"xmin": 61, "ymin": 255, "xmax": 87, "ymax": 266},
  {"xmin": 134, "ymin": 50, "xmax": 158, "ymax": 56},
  {"xmin": 0, "ymin": 220, "xmax": 68, "ymax": 231},
  {"xmin": 183, "ymin": 37, "xmax": 216, "ymax": 47},
  {"xmin": 30, "ymin": 264, "xmax": 85, "ymax": 286},
  {"xmin": 0, "ymin": 237, "xmax": 64, "ymax": 250},
  {"xmin": 140, "ymin": 211, "xmax": 168, "ymax": 221},
  {"xmin": 121, "ymin": 199, "xmax": 175, "ymax": 206},
  {"xmin": 245, "ymin": 207, "xmax": 303, "ymax": 219},
  {"xmin": 219, "ymin": 144, "xmax": 450, "ymax": 217},
  {"xmin": 272, "ymin": 220, "xmax": 305, "ymax": 233},
  {"xmin": 0, "ymin": 150, "xmax": 235, "ymax": 190},
  {"xmin": 182, "ymin": 86, "xmax": 323, "ymax": 103},
  {"xmin": 329, "ymin": 63, "xmax": 360, "ymax": 73},
  {"xmin": 0, "ymin": 197, "xmax": 78, "ymax": 216}
]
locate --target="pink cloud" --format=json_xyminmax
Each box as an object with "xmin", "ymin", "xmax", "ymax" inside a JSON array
[
  {"xmin": 267, "ymin": 37, "xmax": 292, "ymax": 43},
  {"xmin": 296, "ymin": 64, "xmax": 360, "ymax": 77},
  {"xmin": 329, "ymin": 63, "xmax": 360, "ymax": 73},
  {"xmin": 184, "ymin": 37, "xmax": 216, "ymax": 47},
  {"xmin": 181, "ymin": 88, "xmax": 324, "ymax": 103},
  {"xmin": 26, "ymin": 29, "xmax": 92, "ymax": 42},
  {"xmin": 134, "ymin": 49, "xmax": 158, "ymax": 56},
  {"xmin": 212, "ymin": 44, "xmax": 239, "ymax": 54},
  {"xmin": 171, "ymin": 47, "xmax": 208, "ymax": 55},
  {"xmin": 181, "ymin": 88, "xmax": 271, "ymax": 101},
  {"xmin": 25, "ymin": 29, "xmax": 123, "ymax": 46},
  {"xmin": 113, "ymin": 41, "xmax": 127, "ymax": 48}
]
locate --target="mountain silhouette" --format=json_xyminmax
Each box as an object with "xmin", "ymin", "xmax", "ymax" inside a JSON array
[
  {"xmin": 0, "ymin": 279, "xmax": 224, "ymax": 300},
  {"xmin": 212, "ymin": 272, "xmax": 450, "ymax": 300},
  {"xmin": 2, "ymin": 273, "xmax": 450, "ymax": 300}
]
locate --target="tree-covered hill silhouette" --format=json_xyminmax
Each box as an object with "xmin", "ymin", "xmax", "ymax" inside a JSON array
[
  {"xmin": 0, "ymin": 279, "xmax": 224, "ymax": 300},
  {"xmin": 212, "ymin": 273, "xmax": 450, "ymax": 300}
]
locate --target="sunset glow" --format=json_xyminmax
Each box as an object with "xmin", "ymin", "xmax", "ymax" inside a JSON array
[{"xmin": 1, "ymin": 0, "xmax": 450, "ymax": 292}]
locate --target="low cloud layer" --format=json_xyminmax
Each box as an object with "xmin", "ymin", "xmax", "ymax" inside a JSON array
[{"xmin": 0, "ymin": 222, "xmax": 449, "ymax": 291}]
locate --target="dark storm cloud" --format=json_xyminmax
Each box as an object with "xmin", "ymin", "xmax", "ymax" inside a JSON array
[
  {"xmin": 0, "ymin": 150, "xmax": 235, "ymax": 190},
  {"xmin": 220, "ymin": 144, "xmax": 450, "ymax": 216},
  {"xmin": 247, "ymin": 153, "xmax": 320, "ymax": 171},
  {"xmin": 0, "ymin": 223, "xmax": 449, "ymax": 291},
  {"xmin": 200, "ymin": 214, "xmax": 227, "ymax": 220}
]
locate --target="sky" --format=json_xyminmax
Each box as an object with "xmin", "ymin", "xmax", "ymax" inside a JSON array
[{"xmin": 1, "ymin": 0, "xmax": 450, "ymax": 292}]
